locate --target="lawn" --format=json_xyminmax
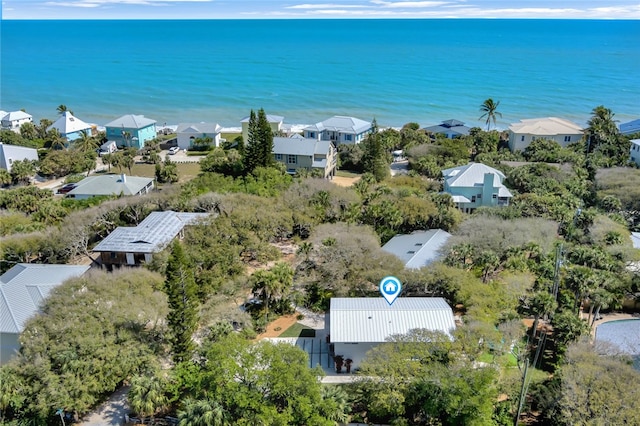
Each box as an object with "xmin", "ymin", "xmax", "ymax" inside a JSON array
[
  {"xmin": 279, "ymin": 322, "xmax": 316, "ymax": 338},
  {"xmin": 335, "ymin": 169, "xmax": 362, "ymax": 178},
  {"xmin": 101, "ymin": 162, "xmax": 202, "ymax": 183}
]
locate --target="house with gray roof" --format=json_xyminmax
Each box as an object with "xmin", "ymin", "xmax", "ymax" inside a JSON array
[
  {"xmin": 442, "ymin": 162, "xmax": 512, "ymax": 212},
  {"xmin": 423, "ymin": 119, "xmax": 471, "ymax": 139},
  {"xmin": 329, "ymin": 297, "xmax": 456, "ymax": 369},
  {"xmin": 303, "ymin": 116, "xmax": 373, "ymax": 145},
  {"xmin": 273, "ymin": 136, "xmax": 337, "ymax": 178},
  {"xmin": 104, "ymin": 114, "xmax": 157, "ymax": 149},
  {"xmin": 66, "ymin": 174, "xmax": 154, "ymax": 200},
  {"xmin": 1, "ymin": 110, "xmax": 33, "ymax": 133},
  {"xmin": 620, "ymin": 119, "xmax": 640, "ymax": 136},
  {"xmin": 630, "ymin": 139, "xmax": 640, "ymax": 167},
  {"xmin": 92, "ymin": 211, "xmax": 209, "ymax": 268},
  {"xmin": 0, "ymin": 263, "xmax": 90, "ymax": 365},
  {"xmin": 47, "ymin": 111, "xmax": 93, "ymax": 142},
  {"xmin": 508, "ymin": 117, "xmax": 583, "ymax": 152},
  {"xmin": 382, "ymin": 229, "xmax": 452, "ymax": 269},
  {"xmin": 241, "ymin": 114, "xmax": 284, "ymax": 144},
  {"xmin": 176, "ymin": 122, "xmax": 223, "ymax": 150},
  {"xmin": 0, "ymin": 142, "xmax": 39, "ymax": 173}
]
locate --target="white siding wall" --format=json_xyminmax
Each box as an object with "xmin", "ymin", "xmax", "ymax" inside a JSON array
[
  {"xmin": 333, "ymin": 342, "xmax": 377, "ymax": 370},
  {"xmin": 0, "ymin": 332, "xmax": 20, "ymax": 366}
]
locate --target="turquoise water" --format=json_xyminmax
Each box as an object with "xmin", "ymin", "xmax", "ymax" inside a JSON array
[
  {"xmin": 595, "ymin": 319, "xmax": 640, "ymax": 369},
  {"xmin": 1, "ymin": 19, "xmax": 638, "ymax": 128}
]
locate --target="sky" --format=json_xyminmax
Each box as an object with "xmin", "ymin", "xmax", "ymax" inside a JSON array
[{"xmin": 2, "ymin": 0, "xmax": 640, "ymax": 19}]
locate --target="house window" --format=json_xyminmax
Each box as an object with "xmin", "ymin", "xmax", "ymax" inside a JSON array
[
  {"xmin": 492, "ymin": 194, "xmax": 498, "ymax": 199},
  {"xmin": 275, "ymin": 153, "xmax": 283, "ymax": 161},
  {"xmin": 521, "ymin": 135, "xmax": 525, "ymax": 141},
  {"xmin": 344, "ymin": 134, "xmax": 353, "ymax": 141},
  {"xmin": 564, "ymin": 136, "xmax": 571, "ymax": 142},
  {"xmin": 110, "ymin": 252, "xmax": 117, "ymax": 259},
  {"xmin": 471, "ymin": 196, "xmax": 476, "ymax": 202},
  {"xmin": 287, "ymin": 155, "xmax": 297, "ymax": 164}
]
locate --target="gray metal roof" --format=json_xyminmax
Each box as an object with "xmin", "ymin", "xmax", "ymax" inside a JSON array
[
  {"xmin": 68, "ymin": 174, "xmax": 154, "ymax": 197},
  {"xmin": 1, "ymin": 111, "xmax": 32, "ymax": 122},
  {"xmin": 47, "ymin": 111, "xmax": 92, "ymax": 135},
  {"xmin": 443, "ymin": 162, "xmax": 505, "ymax": 187},
  {"xmin": 240, "ymin": 114, "xmax": 284, "ymax": 123},
  {"xmin": 304, "ymin": 116, "xmax": 372, "ymax": 135},
  {"xmin": 176, "ymin": 122, "xmax": 222, "ymax": 134},
  {"xmin": 423, "ymin": 119, "xmax": 471, "ymax": 136},
  {"xmin": 0, "ymin": 143, "xmax": 39, "ymax": 171},
  {"xmin": 104, "ymin": 114, "xmax": 156, "ymax": 129},
  {"xmin": 0, "ymin": 264, "xmax": 90, "ymax": 334},
  {"xmin": 330, "ymin": 297, "xmax": 456, "ymax": 343},
  {"xmin": 382, "ymin": 229, "xmax": 452, "ymax": 269},
  {"xmin": 92, "ymin": 211, "xmax": 209, "ymax": 254},
  {"xmin": 273, "ymin": 137, "xmax": 333, "ymax": 157},
  {"xmin": 620, "ymin": 119, "xmax": 640, "ymax": 135}
]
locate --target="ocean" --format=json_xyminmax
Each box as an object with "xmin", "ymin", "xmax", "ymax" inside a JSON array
[{"xmin": 1, "ymin": 19, "xmax": 638, "ymax": 129}]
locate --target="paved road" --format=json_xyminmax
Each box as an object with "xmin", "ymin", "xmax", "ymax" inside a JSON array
[
  {"xmin": 390, "ymin": 159, "xmax": 409, "ymax": 176},
  {"xmin": 79, "ymin": 385, "xmax": 129, "ymax": 426}
]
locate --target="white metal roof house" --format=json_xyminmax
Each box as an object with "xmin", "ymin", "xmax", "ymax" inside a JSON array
[
  {"xmin": 92, "ymin": 211, "xmax": 209, "ymax": 268},
  {"xmin": 104, "ymin": 114, "xmax": 157, "ymax": 149},
  {"xmin": 176, "ymin": 122, "xmax": 223, "ymax": 150},
  {"xmin": 329, "ymin": 297, "xmax": 456, "ymax": 369},
  {"xmin": 1, "ymin": 110, "xmax": 33, "ymax": 133},
  {"xmin": 508, "ymin": 117, "xmax": 583, "ymax": 152},
  {"xmin": 382, "ymin": 229, "xmax": 452, "ymax": 269},
  {"xmin": 303, "ymin": 116, "xmax": 373, "ymax": 145},
  {"xmin": 47, "ymin": 111, "xmax": 93, "ymax": 141},
  {"xmin": 0, "ymin": 142, "xmax": 39, "ymax": 173},
  {"xmin": 66, "ymin": 174, "xmax": 155, "ymax": 200},
  {"xmin": 620, "ymin": 119, "xmax": 640, "ymax": 136},
  {"xmin": 442, "ymin": 162, "xmax": 512, "ymax": 213},
  {"xmin": 423, "ymin": 119, "xmax": 471, "ymax": 139},
  {"xmin": 272, "ymin": 136, "xmax": 337, "ymax": 178},
  {"xmin": 240, "ymin": 114, "xmax": 284, "ymax": 144},
  {"xmin": 630, "ymin": 139, "xmax": 640, "ymax": 167},
  {"xmin": 0, "ymin": 263, "xmax": 90, "ymax": 365}
]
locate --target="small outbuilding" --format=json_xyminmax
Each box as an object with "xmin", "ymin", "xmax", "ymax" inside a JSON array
[{"xmin": 329, "ymin": 297, "xmax": 456, "ymax": 369}]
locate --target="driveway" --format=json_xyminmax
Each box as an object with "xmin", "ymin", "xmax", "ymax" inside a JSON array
[{"xmin": 79, "ymin": 385, "xmax": 129, "ymax": 426}]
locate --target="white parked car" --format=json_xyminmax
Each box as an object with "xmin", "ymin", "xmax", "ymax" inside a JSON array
[{"xmin": 168, "ymin": 146, "xmax": 180, "ymax": 155}]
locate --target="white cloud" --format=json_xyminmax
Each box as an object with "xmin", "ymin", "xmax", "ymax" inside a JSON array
[
  {"xmin": 370, "ymin": 0, "xmax": 452, "ymax": 7},
  {"xmin": 286, "ymin": 3, "xmax": 366, "ymax": 9},
  {"xmin": 44, "ymin": 0, "xmax": 211, "ymax": 7}
]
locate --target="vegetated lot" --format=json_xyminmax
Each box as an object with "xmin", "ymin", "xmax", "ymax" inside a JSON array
[{"xmin": 122, "ymin": 162, "xmax": 201, "ymax": 182}]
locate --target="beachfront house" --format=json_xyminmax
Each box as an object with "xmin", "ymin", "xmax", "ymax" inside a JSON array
[
  {"xmin": 47, "ymin": 111, "xmax": 93, "ymax": 142},
  {"xmin": 329, "ymin": 297, "xmax": 456, "ymax": 370},
  {"xmin": 241, "ymin": 114, "xmax": 284, "ymax": 144},
  {"xmin": 176, "ymin": 122, "xmax": 223, "ymax": 150},
  {"xmin": 630, "ymin": 139, "xmax": 640, "ymax": 167},
  {"xmin": 423, "ymin": 119, "xmax": 471, "ymax": 139},
  {"xmin": 0, "ymin": 264, "xmax": 90, "ymax": 365},
  {"xmin": 272, "ymin": 136, "xmax": 337, "ymax": 178},
  {"xmin": 66, "ymin": 174, "xmax": 155, "ymax": 200},
  {"xmin": 382, "ymin": 229, "xmax": 452, "ymax": 269},
  {"xmin": 508, "ymin": 117, "xmax": 583, "ymax": 152},
  {"xmin": 442, "ymin": 162, "xmax": 512, "ymax": 213},
  {"xmin": 1, "ymin": 111, "xmax": 33, "ymax": 133},
  {"xmin": 303, "ymin": 116, "xmax": 373, "ymax": 145},
  {"xmin": 104, "ymin": 114, "xmax": 157, "ymax": 149},
  {"xmin": 620, "ymin": 119, "xmax": 640, "ymax": 136},
  {"xmin": 92, "ymin": 211, "xmax": 209, "ymax": 268},
  {"xmin": 0, "ymin": 143, "xmax": 39, "ymax": 173}
]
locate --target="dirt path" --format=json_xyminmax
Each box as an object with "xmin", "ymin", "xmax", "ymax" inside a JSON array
[
  {"xmin": 331, "ymin": 176, "xmax": 360, "ymax": 187},
  {"xmin": 255, "ymin": 314, "xmax": 299, "ymax": 339}
]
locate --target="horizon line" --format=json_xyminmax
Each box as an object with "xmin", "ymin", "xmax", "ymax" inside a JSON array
[{"xmin": 3, "ymin": 16, "xmax": 638, "ymax": 20}]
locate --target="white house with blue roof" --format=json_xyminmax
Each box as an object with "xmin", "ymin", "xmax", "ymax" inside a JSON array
[
  {"xmin": 442, "ymin": 163, "xmax": 512, "ymax": 213},
  {"xmin": 273, "ymin": 136, "xmax": 337, "ymax": 178},
  {"xmin": 382, "ymin": 229, "xmax": 452, "ymax": 269},
  {"xmin": 303, "ymin": 116, "xmax": 373, "ymax": 145},
  {"xmin": 47, "ymin": 111, "xmax": 93, "ymax": 141},
  {"xmin": 0, "ymin": 263, "xmax": 90, "ymax": 365},
  {"xmin": 104, "ymin": 114, "xmax": 157, "ymax": 149}
]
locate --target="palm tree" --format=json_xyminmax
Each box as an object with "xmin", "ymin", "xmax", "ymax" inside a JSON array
[
  {"xmin": 526, "ymin": 292, "xmax": 557, "ymax": 340},
  {"xmin": 178, "ymin": 398, "xmax": 229, "ymax": 426},
  {"xmin": 479, "ymin": 98, "xmax": 502, "ymax": 130},
  {"xmin": 57, "ymin": 104, "xmax": 73, "ymax": 115},
  {"xmin": 74, "ymin": 130, "xmax": 99, "ymax": 154},
  {"xmin": 320, "ymin": 385, "xmax": 351, "ymax": 424},
  {"xmin": 127, "ymin": 375, "xmax": 169, "ymax": 422}
]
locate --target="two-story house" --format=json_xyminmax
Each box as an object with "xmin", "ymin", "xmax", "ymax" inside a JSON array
[
  {"xmin": 630, "ymin": 139, "xmax": 640, "ymax": 167},
  {"xmin": 272, "ymin": 136, "xmax": 337, "ymax": 178},
  {"xmin": 104, "ymin": 114, "xmax": 157, "ymax": 149},
  {"xmin": 442, "ymin": 163, "xmax": 512, "ymax": 213},
  {"xmin": 175, "ymin": 122, "xmax": 222, "ymax": 150},
  {"xmin": 1, "ymin": 111, "xmax": 33, "ymax": 132},
  {"xmin": 48, "ymin": 111, "xmax": 93, "ymax": 141},
  {"xmin": 241, "ymin": 114, "xmax": 284, "ymax": 143},
  {"xmin": 303, "ymin": 115, "xmax": 372, "ymax": 145},
  {"xmin": 508, "ymin": 117, "xmax": 583, "ymax": 152}
]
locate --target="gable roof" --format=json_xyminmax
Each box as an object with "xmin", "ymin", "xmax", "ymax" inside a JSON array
[
  {"xmin": 1, "ymin": 111, "xmax": 32, "ymax": 122},
  {"xmin": 176, "ymin": 122, "xmax": 222, "ymax": 134},
  {"xmin": 330, "ymin": 297, "xmax": 456, "ymax": 343},
  {"xmin": 104, "ymin": 114, "xmax": 156, "ymax": 129},
  {"xmin": 0, "ymin": 143, "xmax": 39, "ymax": 170},
  {"xmin": 273, "ymin": 136, "xmax": 333, "ymax": 157},
  {"xmin": 424, "ymin": 119, "xmax": 471, "ymax": 136},
  {"xmin": 442, "ymin": 162, "xmax": 506, "ymax": 188},
  {"xmin": 67, "ymin": 174, "xmax": 154, "ymax": 197},
  {"xmin": 620, "ymin": 119, "xmax": 640, "ymax": 135},
  {"xmin": 304, "ymin": 116, "xmax": 372, "ymax": 135},
  {"xmin": 240, "ymin": 114, "xmax": 284, "ymax": 124},
  {"xmin": 382, "ymin": 229, "xmax": 452, "ymax": 269},
  {"xmin": 92, "ymin": 211, "xmax": 209, "ymax": 254},
  {"xmin": 48, "ymin": 111, "xmax": 92, "ymax": 135},
  {"xmin": 508, "ymin": 117, "xmax": 583, "ymax": 135},
  {"xmin": 0, "ymin": 264, "xmax": 90, "ymax": 334}
]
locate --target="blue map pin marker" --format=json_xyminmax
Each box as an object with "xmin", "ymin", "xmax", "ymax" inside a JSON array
[{"xmin": 380, "ymin": 276, "xmax": 402, "ymax": 305}]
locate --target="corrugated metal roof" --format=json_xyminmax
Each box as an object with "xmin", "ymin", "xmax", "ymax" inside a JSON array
[
  {"xmin": 382, "ymin": 229, "xmax": 452, "ymax": 269},
  {"xmin": 330, "ymin": 297, "xmax": 455, "ymax": 343},
  {"xmin": 240, "ymin": 114, "xmax": 284, "ymax": 123},
  {"xmin": 304, "ymin": 116, "xmax": 372, "ymax": 135},
  {"xmin": 442, "ymin": 163, "xmax": 506, "ymax": 188},
  {"xmin": 67, "ymin": 174, "xmax": 154, "ymax": 197},
  {"xmin": 273, "ymin": 137, "xmax": 333, "ymax": 157},
  {"xmin": 0, "ymin": 264, "xmax": 90, "ymax": 334},
  {"xmin": 92, "ymin": 211, "xmax": 209, "ymax": 253},
  {"xmin": 2, "ymin": 111, "xmax": 32, "ymax": 121}
]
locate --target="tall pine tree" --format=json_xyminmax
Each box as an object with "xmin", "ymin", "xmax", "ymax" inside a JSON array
[
  {"xmin": 164, "ymin": 240, "xmax": 199, "ymax": 364},
  {"xmin": 243, "ymin": 108, "xmax": 274, "ymax": 174},
  {"xmin": 362, "ymin": 118, "xmax": 389, "ymax": 182},
  {"xmin": 257, "ymin": 108, "xmax": 274, "ymax": 168},
  {"xmin": 243, "ymin": 109, "xmax": 259, "ymax": 174}
]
